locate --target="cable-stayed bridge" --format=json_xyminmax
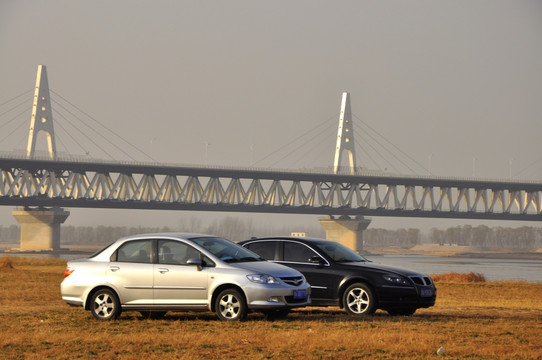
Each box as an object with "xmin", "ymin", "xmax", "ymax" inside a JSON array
[{"xmin": 1, "ymin": 66, "xmax": 541, "ymax": 250}]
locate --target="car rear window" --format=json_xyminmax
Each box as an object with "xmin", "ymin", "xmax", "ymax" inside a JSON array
[{"xmin": 245, "ymin": 241, "xmax": 276, "ymax": 260}]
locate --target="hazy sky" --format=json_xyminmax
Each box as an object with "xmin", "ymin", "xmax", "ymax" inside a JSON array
[{"xmin": 0, "ymin": 0, "xmax": 541, "ymax": 233}]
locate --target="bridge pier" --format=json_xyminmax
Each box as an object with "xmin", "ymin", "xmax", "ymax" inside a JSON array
[
  {"xmin": 319, "ymin": 215, "xmax": 371, "ymax": 253},
  {"xmin": 12, "ymin": 207, "xmax": 70, "ymax": 251}
]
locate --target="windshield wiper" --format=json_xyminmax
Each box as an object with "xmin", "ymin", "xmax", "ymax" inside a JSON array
[{"xmin": 222, "ymin": 257, "xmax": 262, "ymax": 263}]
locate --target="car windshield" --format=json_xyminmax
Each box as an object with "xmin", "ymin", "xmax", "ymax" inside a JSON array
[
  {"xmin": 315, "ymin": 242, "xmax": 367, "ymax": 262},
  {"xmin": 189, "ymin": 237, "xmax": 263, "ymax": 263}
]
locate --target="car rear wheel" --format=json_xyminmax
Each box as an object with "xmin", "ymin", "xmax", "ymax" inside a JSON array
[
  {"xmin": 215, "ymin": 289, "xmax": 247, "ymax": 321},
  {"xmin": 343, "ymin": 283, "xmax": 376, "ymax": 316},
  {"xmin": 90, "ymin": 288, "xmax": 121, "ymax": 321}
]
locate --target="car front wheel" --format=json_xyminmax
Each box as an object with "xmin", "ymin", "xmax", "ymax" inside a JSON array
[
  {"xmin": 90, "ymin": 288, "xmax": 121, "ymax": 321},
  {"xmin": 343, "ymin": 283, "xmax": 376, "ymax": 315},
  {"xmin": 215, "ymin": 289, "xmax": 247, "ymax": 321}
]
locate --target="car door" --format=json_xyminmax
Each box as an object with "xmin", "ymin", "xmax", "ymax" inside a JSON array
[
  {"xmin": 107, "ymin": 239, "xmax": 154, "ymax": 305},
  {"xmin": 153, "ymin": 239, "xmax": 209, "ymax": 306},
  {"xmin": 279, "ymin": 241, "xmax": 336, "ymax": 301}
]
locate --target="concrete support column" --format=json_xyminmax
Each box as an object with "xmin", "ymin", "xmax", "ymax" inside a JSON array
[
  {"xmin": 318, "ymin": 215, "xmax": 371, "ymax": 253},
  {"xmin": 12, "ymin": 207, "xmax": 70, "ymax": 251}
]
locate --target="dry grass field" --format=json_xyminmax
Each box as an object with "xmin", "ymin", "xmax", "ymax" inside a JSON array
[{"xmin": 1, "ymin": 257, "xmax": 541, "ymax": 359}]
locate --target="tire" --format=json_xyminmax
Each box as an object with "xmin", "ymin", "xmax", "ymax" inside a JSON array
[
  {"xmin": 215, "ymin": 288, "xmax": 247, "ymax": 321},
  {"xmin": 90, "ymin": 288, "xmax": 121, "ymax": 321},
  {"xmin": 139, "ymin": 311, "xmax": 167, "ymax": 319},
  {"xmin": 387, "ymin": 307, "xmax": 416, "ymax": 316},
  {"xmin": 343, "ymin": 283, "xmax": 376, "ymax": 316}
]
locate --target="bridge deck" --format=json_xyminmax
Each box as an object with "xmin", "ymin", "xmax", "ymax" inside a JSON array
[{"xmin": 1, "ymin": 156, "xmax": 541, "ymax": 221}]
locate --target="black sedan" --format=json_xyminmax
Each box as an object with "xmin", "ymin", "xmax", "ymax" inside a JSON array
[{"xmin": 239, "ymin": 237, "xmax": 436, "ymax": 316}]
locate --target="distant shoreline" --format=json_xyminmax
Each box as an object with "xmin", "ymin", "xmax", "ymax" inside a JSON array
[{"xmin": 364, "ymin": 244, "xmax": 542, "ymax": 260}]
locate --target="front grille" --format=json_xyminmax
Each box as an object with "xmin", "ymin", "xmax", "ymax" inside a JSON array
[
  {"xmin": 409, "ymin": 275, "xmax": 433, "ymax": 286},
  {"xmin": 280, "ymin": 276, "xmax": 304, "ymax": 287}
]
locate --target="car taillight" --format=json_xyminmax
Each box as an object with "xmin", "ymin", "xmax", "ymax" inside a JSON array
[{"xmin": 64, "ymin": 268, "xmax": 74, "ymax": 278}]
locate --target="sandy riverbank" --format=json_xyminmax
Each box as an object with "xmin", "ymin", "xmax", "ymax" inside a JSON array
[{"xmin": 364, "ymin": 244, "xmax": 542, "ymax": 259}]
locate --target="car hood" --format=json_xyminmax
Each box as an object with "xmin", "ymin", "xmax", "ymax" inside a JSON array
[
  {"xmin": 231, "ymin": 261, "xmax": 303, "ymax": 277},
  {"xmin": 341, "ymin": 261, "xmax": 425, "ymax": 277}
]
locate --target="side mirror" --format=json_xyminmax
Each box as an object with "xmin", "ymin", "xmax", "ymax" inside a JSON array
[
  {"xmin": 187, "ymin": 258, "xmax": 203, "ymax": 271},
  {"xmin": 309, "ymin": 256, "xmax": 325, "ymax": 265}
]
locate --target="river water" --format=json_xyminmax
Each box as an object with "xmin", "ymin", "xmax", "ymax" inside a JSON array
[{"xmin": 369, "ymin": 255, "xmax": 542, "ymax": 283}]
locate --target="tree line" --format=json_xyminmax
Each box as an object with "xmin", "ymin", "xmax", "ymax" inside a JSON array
[
  {"xmin": 0, "ymin": 221, "xmax": 541, "ymax": 249},
  {"xmin": 364, "ymin": 228, "xmax": 421, "ymax": 247},
  {"xmin": 0, "ymin": 216, "xmax": 325, "ymax": 245},
  {"xmin": 429, "ymin": 225, "xmax": 542, "ymax": 249}
]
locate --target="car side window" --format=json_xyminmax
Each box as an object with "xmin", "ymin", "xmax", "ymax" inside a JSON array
[
  {"xmin": 116, "ymin": 240, "xmax": 153, "ymax": 263},
  {"xmin": 283, "ymin": 242, "xmax": 320, "ymax": 263},
  {"xmin": 158, "ymin": 240, "xmax": 200, "ymax": 265},
  {"xmin": 245, "ymin": 241, "xmax": 276, "ymax": 260}
]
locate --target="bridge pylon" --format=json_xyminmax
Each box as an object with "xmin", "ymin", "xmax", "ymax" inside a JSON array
[
  {"xmin": 321, "ymin": 92, "xmax": 371, "ymax": 252},
  {"xmin": 27, "ymin": 65, "xmax": 57, "ymax": 160},
  {"xmin": 12, "ymin": 65, "xmax": 69, "ymax": 252},
  {"xmin": 333, "ymin": 92, "xmax": 356, "ymax": 175}
]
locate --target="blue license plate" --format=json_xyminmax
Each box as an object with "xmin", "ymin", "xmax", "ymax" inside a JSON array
[
  {"xmin": 293, "ymin": 289, "xmax": 306, "ymax": 299},
  {"xmin": 420, "ymin": 288, "xmax": 433, "ymax": 297}
]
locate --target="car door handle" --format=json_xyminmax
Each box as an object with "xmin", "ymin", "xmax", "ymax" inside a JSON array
[
  {"xmin": 109, "ymin": 266, "xmax": 120, "ymax": 272},
  {"xmin": 158, "ymin": 268, "xmax": 169, "ymax": 274}
]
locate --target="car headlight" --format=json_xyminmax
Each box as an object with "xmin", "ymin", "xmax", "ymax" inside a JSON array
[
  {"xmin": 383, "ymin": 274, "xmax": 409, "ymax": 286},
  {"xmin": 247, "ymin": 274, "xmax": 280, "ymax": 284}
]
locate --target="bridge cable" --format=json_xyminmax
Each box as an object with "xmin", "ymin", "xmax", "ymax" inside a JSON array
[
  {"xmin": 0, "ymin": 105, "xmax": 32, "ymax": 132},
  {"xmin": 0, "ymin": 97, "xmax": 33, "ymax": 120},
  {"xmin": 353, "ymin": 136, "xmax": 382, "ymax": 171},
  {"xmin": 272, "ymin": 119, "xmax": 336, "ymax": 169},
  {"xmin": 353, "ymin": 126, "xmax": 400, "ymax": 173},
  {"xmin": 52, "ymin": 99, "xmax": 135, "ymax": 161},
  {"xmin": 514, "ymin": 158, "xmax": 542, "ymax": 179},
  {"xmin": 0, "ymin": 89, "xmax": 33, "ymax": 108},
  {"xmin": 51, "ymin": 90, "xmax": 157, "ymax": 162},
  {"xmin": 352, "ymin": 121, "xmax": 403, "ymax": 173},
  {"xmin": 48, "ymin": 121, "xmax": 72, "ymax": 157},
  {"xmin": 0, "ymin": 108, "xmax": 32, "ymax": 146},
  {"xmin": 352, "ymin": 113, "xmax": 428, "ymax": 174},
  {"xmin": 52, "ymin": 109, "xmax": 102, "ymax": 160},
  {"xmin": 251, "ymin": 113, "xmax": 338, "ymax": 167}
]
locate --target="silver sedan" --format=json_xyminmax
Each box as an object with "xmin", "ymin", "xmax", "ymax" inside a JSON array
[{"xmin": 61, "ymin": 233, "xmax": 311, "ymax": 321}]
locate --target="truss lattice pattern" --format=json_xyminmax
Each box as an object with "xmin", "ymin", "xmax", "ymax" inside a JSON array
[{"xmin": 0, "ymin": 157, "xmax": 541, "ymax": 221}]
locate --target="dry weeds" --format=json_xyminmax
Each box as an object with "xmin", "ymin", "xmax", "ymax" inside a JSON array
[
  {"xmin": 0, "ymin": 258, "xmax": 541, "ymax": 359},
  {"xmin": 431, "ymin": 271, "xmax": 486, "ymax": 282},
  {"xmin": 0, "ymin": 257, "xmax": 13, "ymax": 269}
]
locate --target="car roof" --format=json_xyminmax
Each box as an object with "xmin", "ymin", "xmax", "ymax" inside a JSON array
[
  {"xmin": 116, "ymin": 232, "xmax": 223, "ymax": 242},
  {"xmin": 240, "ymin": 236, "xmax": 332, "ymax": 246}
]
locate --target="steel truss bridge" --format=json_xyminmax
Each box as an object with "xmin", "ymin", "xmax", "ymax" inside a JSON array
[{"xmin": 1, "ymin": 156, "xmax": 541, "ymax": 221}]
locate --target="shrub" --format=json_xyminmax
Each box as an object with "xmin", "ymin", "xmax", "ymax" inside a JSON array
[
  {"xmin": 0, "ymin": 256, "xmax": 13, "ymax": 269},
  {"xmin": 431, "ymin": 272, "xmax": 486, "ymax": 283}
]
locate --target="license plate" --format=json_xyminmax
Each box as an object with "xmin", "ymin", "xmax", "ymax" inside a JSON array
[
  {"xmin": 420, "ymin": 288, "xmax": 433, "ymax": 297},
  {"xmin": 293, "ymin": 289, "xmax": 306, "ymax": 299}
]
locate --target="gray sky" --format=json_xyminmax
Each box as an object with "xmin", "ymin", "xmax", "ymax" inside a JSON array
[{"xmin": 0, "ymin": 0, "xmax": 541, "ymax": 233}]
